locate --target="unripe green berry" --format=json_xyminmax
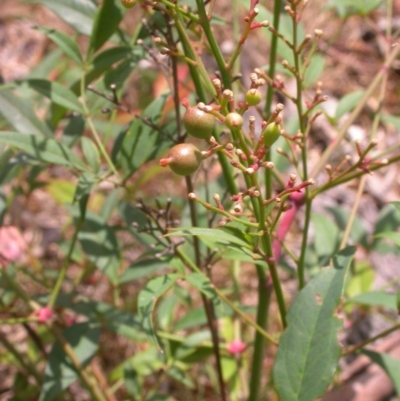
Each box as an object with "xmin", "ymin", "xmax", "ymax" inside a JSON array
[
  {"xmin": 262, "ymin": 123, "xmax": 281, "ymax": 147},
  {"xmin": 245, "ymin": 89, "xmax": 262, "ymax": 106},
  {"xmin": 182, "ymin": 105, "xmax": 215, "ymax": 140},
  {"xmin": 225, "ymin": 112, "xmax": 243, "ymax": 129},
  {"xmin": 121, "ymin": 0, "xmax": 136, "ymax": 8},
  {"xmin": 160, "ymin": 143, "xmax": 202, "ymax": 176}
]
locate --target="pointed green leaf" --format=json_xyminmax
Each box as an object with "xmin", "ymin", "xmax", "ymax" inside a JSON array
[
  {"xmin": 374, "ymin": 231, "xmax": 400, "ymax": 248},
  {"xmin": 91, "ymin": 46, "xmax": 134, "ymax": 71},
  {"xmin": 124, "ymin": 365, "xmax": 143, "ymax": 399},
  {"xmin": 166, "ymin": 227, "xmax": 252, "ymax": 250},
  {"xmin": 138, "ymin": 274, "xmax": 179, "ymax": 349},
  {"xmin": 119, "ymin": 257, "xmax": 173, "ymax": 284},
  {"xmin": 35, "ymin": 26, "xmax": 83, "ymax": 65},
  {"xmin": 186, "ymin": 273, "xmax": 222, "ymax": 309},
  {"xmin": 334, "ymin": 90, "xmax": 365, "ymax": 120},
  {"xmin": 74, "ymin": 173, "xmax": 96, "ymax": 202},
  {"xmin": 362, "ymin": 350, "xmax": 400, "ymax": 395},
  {"xmin": 88, "ymin": 0, "xmax": 125, "ymax": 55},
  {"xmin": 23, "ymin": 79, "xmax": 83, "ymax": 113},
  {"xmin": 26, "ymin": 0, "xmax": 96, "ymax": 36},
  {"xmin": 81, "ymin": 137, "xmax": 100, "ymax": 172},
  {"xmin": 0, "ymin": 132, "xmax": 86, "ymax": 170},
  {"xmin": 390, "ymin": 201, "xmax": 400, "ymax": 214},
  {"xmin": 116, "ymin": 92, "xmax": 171, "ymax": 179},
  {"xmin": 348, "ymin": 291, "xmax": 397, "ymax": 311},
  {"xmin": 0, "ymin": 90, "xmax": 52, "ymax": 136},
  {"xmin": 273, "ymin": 247, "xmax": 355, "ymax": 401},
  {"xmin": 77, "ymin": 210, "xmax": 120, "ymax": 284},
  {"xmin": 311, "ymin": 213, "xmax": 340, "ymax": 266},
  {"xmin": 39, "ymin": 322, "xmax": 100, "ymax": 401},
  {"xmin": 304, "ymin": 55, "xmax": 325, "ymax": 88}
]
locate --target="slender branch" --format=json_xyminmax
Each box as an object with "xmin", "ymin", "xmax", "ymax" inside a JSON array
[
  {"xmin": 195, "ymin": 0, "xmax": 231, "ymax": 89},
  {"xmin": 311, "ymin": 42, "xmax": 400, "ymax": 177},
  {"xmin": 80, "ymin": 73, "xmax": 121, "ymax": 181},
  {"xmin": 176, "ymin": 247, "xmax": 278, "ymax": 345},
  {"xmin": 342, "ymin": 323, "xmax": 400, "ymax": 356},
  {"xmin": 0, "ymin": 331, "xmax": 42, "ymax": 384}
]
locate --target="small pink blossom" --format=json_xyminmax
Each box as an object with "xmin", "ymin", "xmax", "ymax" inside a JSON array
[
  {"xmin": 227, "ymin": 340, "xmax": 246, "ymax": 355},
  {"xmin": 0, "ymin": 226, "xmax": 26, "ymax": 266},
  {"xmin": 37, "ymin": 307, "xmax": 53, "ymax": 323}
]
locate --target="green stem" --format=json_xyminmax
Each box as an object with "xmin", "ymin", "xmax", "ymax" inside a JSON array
[
  {"xmin": 80, "ymin": 73, "xmax": 121, "ymax": 181},
  {"xmin": 342, "ymin": 322, "xmax": 400, "ymax": 356},
  {"xmin": 0, "ymin": 317, "xmax": 38, "ymax": 324},
  {"xmin": 312, "ymin": 152, "xmax": 400, "ymax": 196},
  {"xmin": 2, "ymin": 269, "xmax": 40, "ymax": 311},
  {"xmin": 175, "ymin": 13, "xmax": 238, "ymax": 195},
  {"xmin": 1, "ymin": 269, "xmax": 110, "ymax": 401},
  {"xmin": 195, "ymin": 0, "xmax": 231, "ymax": 89},
  {"xmin": 290, "ymin": 3, "xmax": 310, "ymax": 290},
  {"xmin": 192, "ymin": 195, "xmax": 259, "ymax": 228},
  {"xmin": 174, "ymin": 15, "xmax": 216, "ymax": 97},
  {"xmin": 158, "ymin": 0, "xmax": 200, "ymax": 23},
  {"xmin": 48, "ymin": 221, "xmax": 82, "ymax": 308},
  {"xmin": 264, "ymin": 0, "xmax": 282, "ymax": 200},
  {"xmin": 0, "ymin": 331, "xmax": 42, "ymax": 384},
  {"xmin": 176, "ymin": 248, "xmax": 278, "ymax": 345},
  {"xmin": 49, "ymin": 325, "xmax": 110, "ymax": 401},
  {"xmin": 248, "ymin": 264, "xmax": 273, "ymax": 401},
  {"xmin": 185, "ymin": 177, "xmax": 227, "ymax": 401},
  {"xmin": 249, "ymin": 0, "xmax": 286, "ymax": 394}
]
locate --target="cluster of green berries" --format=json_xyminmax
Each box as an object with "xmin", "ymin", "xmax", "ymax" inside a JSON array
[{"xmin": 159, "ymin": 73, "xmax": 282, "ymax": 176}]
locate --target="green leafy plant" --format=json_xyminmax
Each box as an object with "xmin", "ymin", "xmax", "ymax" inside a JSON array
[{"xmin": 1, "ymin": 0, "xmax": 400, "ymax": 400}]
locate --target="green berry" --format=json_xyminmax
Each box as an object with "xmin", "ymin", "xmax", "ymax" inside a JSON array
[
  {"xmin": 160, "ymin": 143, "xmax": 202, "ymax": 176},
  {"xmin": 245, "ymin": 89, "xmax": 262, "ymax": 106},
  {"xmin": 121, "ymin": 0, "xmax": 135, "ymax": 8},
  {"xmin": 183, "ymin": 105, "xmax": 215, "ymax": 140},
  {"xmin": 225, "ymin": 112, "xmax": 243, "ymax": 129},
  {"xmin": 262, "ymin": 123, "xmax": 281, "ymax": 148}
]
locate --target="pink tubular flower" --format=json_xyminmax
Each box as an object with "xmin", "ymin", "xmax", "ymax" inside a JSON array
[{"xmin": 227, "ymin": 340, "xmax": 246, "ymax": 355}]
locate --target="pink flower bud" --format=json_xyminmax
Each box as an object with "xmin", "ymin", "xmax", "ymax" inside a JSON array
[
  {"xmin": 227, "ymin": 340, "xmax": 246, "ymax": 355},
  {"xmin": 37, "ymin": 307, "xmax": 53, "ymax": 323}
]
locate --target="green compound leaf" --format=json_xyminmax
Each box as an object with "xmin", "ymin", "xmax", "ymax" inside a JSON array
[
  {"xmin": 39, "ymin": 322, "xmax": 100, "ymax": 401},
  {"xmin": 362, "ymin": 350, "xmax": 400, "ymax": 395},
  {"xmin": 0, "ymin": 132, "xmax": 86, "ymax": 171},
  {"xmin": 273, "ymin": 247, "xmax": 355, "ymax": 401},
  {"xmin": 138, "ymin": 274, "xmax": 179, "ymax": 350}
]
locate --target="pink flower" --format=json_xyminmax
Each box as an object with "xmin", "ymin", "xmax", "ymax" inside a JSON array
[
  {"xmin": 227, "ymin": 340, "xmax": 246, "ymax": 355},
  {"xmin": 37, "ymin": 307, "xmax": 53, "ymax": 323},
  {"xmin": 0, "ymin": 226, "xmax": 26, "ymax": 266}
]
